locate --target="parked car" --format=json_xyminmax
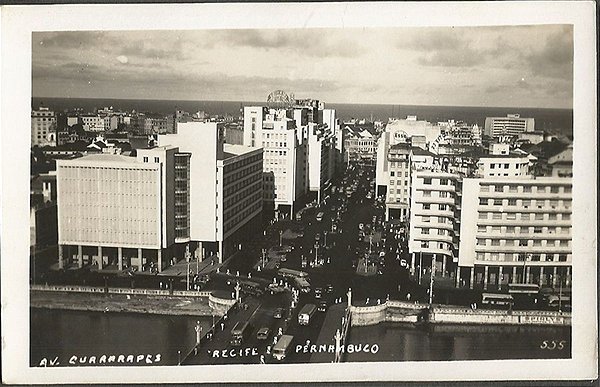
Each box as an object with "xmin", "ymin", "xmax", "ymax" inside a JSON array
[
  {"xmin": 326, "ymin": 284, "xmax": 334, "ymax": 293},
  {"xmin": 314, "ymin": 287, "xmax": 323, "ymax": 299},
  {"xmin": 273, "ymin": 308, "xmax": 284, "ymax": 319},
  {"xmin": 318, "ymin": 301, "xmax": 328, "ymax": 312}
]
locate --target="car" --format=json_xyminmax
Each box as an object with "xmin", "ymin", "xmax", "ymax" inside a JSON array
[
  {"xmin": 257, "ymin": 327, "xmax": 271, "ymax": 340},
  {"xmin": 273, "ymin": 308, "xmax": 284, "ymax": 319},
  {"xmin": 315, "ymin": 233, "xmax": 321, "ymax": 242},
  {"xmin": 318, "ymin": 301, "xmax": 328, "ymax": 312},
  {"xmin": 326, "ymin": 284, "xmax": 334, "ymax": 293},
  {"xmin": 314, "ymin": 287, "xmax": 323, "ymax": 299},
  {"xmin": 268, "ymin": 283, "xmax": 286, "ymax": 294},
  {"xmin": 358, "ymin": 223, "xmax": 364, "ymax": 230}
]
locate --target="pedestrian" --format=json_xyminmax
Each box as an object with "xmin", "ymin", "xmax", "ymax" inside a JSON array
[
  {"xmin": 260, "ymin": 355, "xmax": 265, "ymax": 364},
  {"xmin": 366, "ymin": 297, "xmax": 370, "ymax": 305},
  {"xmin": 407, "ymin": 293, "xmax": 411, "ymax": 301},
  {"xmin": 221, "ymin": 322, "xmax": 225, "ymax": 331}
]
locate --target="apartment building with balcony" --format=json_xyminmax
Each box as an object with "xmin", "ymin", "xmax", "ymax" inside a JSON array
[
  {"xmin": 484, "ymin": 114, "xmax": 535, "ymax": 139},
  {"xmin": 457, "ymin": 177, "xmax": 572, "ymax": 290},
  {"xmin": 408, "ymin": 168, "xmax": 463, "ymax": 279}
]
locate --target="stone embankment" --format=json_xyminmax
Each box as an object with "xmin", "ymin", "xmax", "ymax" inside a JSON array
[
  {"xmin": 30, "ymin": 285, "xmax": 234, "ymax": 317},
  {"xmin": 349, "ymin": 301, "xmax": 571, "ymax": 327}
]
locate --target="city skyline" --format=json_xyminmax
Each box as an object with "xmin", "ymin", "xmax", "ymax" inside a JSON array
[{"xmin": 32, "ymin": 25, "xmax": 573, "ymax": 109}]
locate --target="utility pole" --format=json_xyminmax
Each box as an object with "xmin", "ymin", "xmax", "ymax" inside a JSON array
[
  {"xmin": 418, "ymin": 251, "xmax": 423, "ymax": 285},
  {"xmin": 279, "ymin": 230, "xmax": 283, "ymax": 247},
  {"xmin": 429, "ymin": 260, "xmax": 435, "ymax": 305}
]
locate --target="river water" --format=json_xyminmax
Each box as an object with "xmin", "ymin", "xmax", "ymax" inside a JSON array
[
  {"xmin": 345, "ymin": 323, "xmax": 571, "ymax": 362},
  {"xmin": 31, "ymin": 308, "xmax": 570, "ymax": 367},
  {"xmin": 30, "ymin": 308, "xmax": 214, "ymax": 367}
]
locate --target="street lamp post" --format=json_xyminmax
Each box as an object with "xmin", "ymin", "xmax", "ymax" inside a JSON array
[
  {"xmin": 418, "ymin": 251, "xmax": 423, "ymax": 285},
  {"xmin": 279, "ymin": 230, "xmax": 283, "ymax": 247}
]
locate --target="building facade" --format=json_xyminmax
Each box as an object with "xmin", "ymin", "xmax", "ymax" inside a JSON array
[
  {"xmin": 457, "ymin": 177, "xmax": 572, "ymax": 289},
  {"xmin": 32, "ymin": 107, "xmax": 57, "ymax": 147},
  {"xmin": 484, "ymin": 114, "xmax": 535, "ymax": 138}
]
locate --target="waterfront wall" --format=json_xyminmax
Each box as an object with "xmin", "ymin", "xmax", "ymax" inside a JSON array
[
  {"xmin": 30, "ymin": 284, "xmax": 211, "ymax": 298},
  {"xmin": 429, "ymin": 306, "xmax": 571, "ymax": 326},
  {"xmin": 208, "ymin": 293, "xmax": 237, "ymax": 316},
  {"xmin": 350, "ymin": 301, "xmax": 427, "ymax": 326}
]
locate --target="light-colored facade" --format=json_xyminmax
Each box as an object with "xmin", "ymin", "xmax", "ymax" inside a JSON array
[
  {"xmin": 32, "ymin": 107, "xmax": 57, "ymax": 147},
  {"xmin": 385, "ymin": 143, "xmax": 411, "ymax": 221},
  {"xmin": 56, "ymin": 147, "xmax": 180, "ymax": 272},
  {"xmin": 80, "ymin": 115, "xmax": 105, "ymax": 132},
  {"xmin": 243, "ymin": 106, "xmax": 307, "ymax": 215},
  {"xmin": 548, "ymin": 144, "xmax": 573, "ymax": 178},
  {"xmin": 160, "ymin": 122, "xmax": 263, "ymax": 262},
  {"xmin": 457, "ymin": 177, "xmax": 572, "ymax": 289},
  {"xmin": 408, "ymin": 169, "xmax": 462, "ymax": 278},
  {"xmin": 476, "ymin": 144, "xmax": 531, "ymax": 178},
  {"xmin": 484, "ymin": 114, "xmax": 535, "ymax": 138}
]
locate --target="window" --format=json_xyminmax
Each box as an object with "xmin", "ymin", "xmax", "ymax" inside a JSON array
[
  {"xmin": 506, "ymin": 226, "xmax": 515, "ymax": 233},
  {"xmin": 490, "ymin": 163, "xmax": 495, "ymax": 169},
  {"xmin": 506, "ymin": 213, "xmax": 516, "ymax": 220},
  {"xmin": 439, "ymin": 204, "xmax": 447, "ymax": 211},
  {"xmin": 493, "ymin": 199, "xmax": 503, "ymax": 206},
  {"xmin": 423, "ymin": 191, "xmax": 431, "ymax": 197},
  {"xmin": 422, "ymin": 228, "xmax": 430, "ymax": 235},
  {"xmin": 422, "ymin": 216, "xmax": 431, "ymax": 223},
  {"xmin": 535, "ymin": 213, "xmax": 544, "ymax": 220},
  {"xmin": 390, "ymin": 180, "xmax": 395, "ymax": 185},
  {"xmin": 520, "ymin": 227, "xmax": 529, "ymax": 234},
  {"xmin": 531, "ymin": 254, "xmax": 540, "ymax": 261},
  {"xmin": 494, "ymin": 185, "xmax": 503, "ymax": 192},
  {"xmin": 423, "ymin": 204, "xmax": 430, "ymax": 210},
  {"xmin": 492, "ymin": 213, "xmax": 502, "ymax": 220},
  {"xmin": 491, "ymin": 226, "xmax": 501, "ymax": 232},
  {"xmin": 523, "ymin": 186, "xmax": 532, "ymax": 193},
  {"xmin": 440, "ymin": 178, "xmax": 448, "ymax": 185},
  {"xmin": 476, "ymin": 238, "xmax": 485, "ymax": 246},
  {"xmin": 478, "ymin": 212, "xmax": 487, "ymax": 219},
  {"xmin": 154, "ymin": 157, "xmax": 160, "ymax": 163},
  {"xmin": 440, "ymin": 191, "xmax": 448, "ymax": 198},
  {"xmin": 478, "ymin": 226, "xmax": 487, "ymax": 232},
  {"xmin": 504, "ymin": 163, "xmax": 509, "ymax": 169},
  {"xmin": 558, "ymin": 254, "xmax": 567, "ymax": 262},
  {"xmin": 508, "ymin": 199, "xmax": 517, "ymax": 206},
  {"xmin": 533, "ymin": 227, "xmax": 543, "ymax": 234},
  {"xmin": 491, "ymin": 239, "xmax": 500, "ymax": 246},
  {"xmin": 545, "ymin": 254, "xmax": 555, "ymax": 262},
  {"xmin": 551, "ymin": 186, "xmax": 559, "ymax": 193},
  {"xmin": 520, "ymin": 213, "xmax": 530, "ymax": 220},
  {"xmin": 390, "ymin": 171, "xmax": 395, "ymax": 177},
  {"xmin": 548, "ymin": 214, "xmax": 557, "ymax": 220},
  {"xmin": 424, "ymin": 178, "xmax": 432, "ymax": 185},
  {"xmin": 522, "ymin": 199, "xmax": 531, "ymax": 207},
  {"xmin": 143, "ymin": 157, "xmax": 148, "ymax": 162},
  {"xmin": 519, "ymin": 240, "xmax": 528, "ymax": 247}
]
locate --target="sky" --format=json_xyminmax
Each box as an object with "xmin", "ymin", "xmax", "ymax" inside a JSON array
[{"xmin": 32, "ymin": 25, "xmax": 573, "ymax": 109}]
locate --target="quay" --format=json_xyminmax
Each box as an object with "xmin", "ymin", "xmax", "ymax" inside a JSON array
[{"xmin": 30, "ymin": 284, "xmax": 234, "ymax": 317}]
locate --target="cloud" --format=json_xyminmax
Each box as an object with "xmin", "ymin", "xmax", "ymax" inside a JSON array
[
  {"xmin": 216, "ymin": 29, "xmax": 361, "ymax": 58},
  {"xmin": 521, "ymin": 28, "xmax": 573, "ymax": 79},
  {"xmin": 116, "ymin": 55, "xmax": 128, "ymax": 64}
]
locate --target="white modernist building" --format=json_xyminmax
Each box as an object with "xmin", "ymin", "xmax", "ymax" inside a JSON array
[{"xmin": 457, "ymin": 176, "xmax": 572, "ymax": 289}]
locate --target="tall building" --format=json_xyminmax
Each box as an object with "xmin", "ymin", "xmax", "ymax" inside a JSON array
[
  {"xmin": 385, "ymin": 143, "xmax": 411, "ymax": 221},
  {"xmin": 476, "ymin": 143, "xmax": 532, "ymax": 178},
  {"xmin": 484, "ymin": 114, "xmax": 535, "ymax": 139},
  {"xmin": 56, "ymin": 146, "xmax": 180, "ymax": 272},
  {"xmin": 408, "ymin": 169, "xmax": 462, "ymax": 279},
  {"xmin": 31, "ymin": 107, "xmax": 57, "ymax": 147},
  {"xmin": 160, "ymin": 122, "xmax": 263, "ymax": 262},
  {"xmin": 243, "ymin": 106, "xmax": 308, "ymax": 217},
  {"xmin": 457, "ymin": 177, "xmax": 572, "ymax": 289}
]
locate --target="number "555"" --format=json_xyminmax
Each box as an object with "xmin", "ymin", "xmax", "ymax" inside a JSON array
[{"xmin": 540, "ymin": 340, "xmax": 566, "ymax": 350}]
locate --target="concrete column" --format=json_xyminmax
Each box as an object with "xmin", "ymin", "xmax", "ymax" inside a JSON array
[
  {"xmin": 539, "ymin": 267, "xmax": 544, "ymax": 286},
  {"xmin": 432, "ymin": 254, "xmax": 437, "ymax": 273},
  {"xmin": 553, "ymin": 267, "xmax": 558, "ymax": 287},
  {"xmin": 566, "ymin": 267, "xmax": 571, "ymax": 287},
  {"xmin": 512, "ymin": 266, "xmax": 517, "ymax": 284},
  {"xmin": 58, "ymin": 245, "xmax": 64, "ymax": 269},
  {"xmin": 410, "ymin": 253, "xmax": 416, "ymax": 275},
  {"xmin": 385, "ymin": 208, "xmax": 390, "ymax": 222},
  {"xmin": 218, "ymin": 240, "xmax": 224, "ymax": 264},
  {"xmin": 498, "ymin": 266, "xmax": 503, "ymax": 288},
  {"xmin": 97, "ymin": 246, "xmax": 103, "ymax": 270},
  {"xmin": 483, "ymin": 266, "xmax": 489, "ymax": 290},
  {"xmin": 469, "ymin": 267, "xmax": 474, "ymax": 289},
  {"xmin": 455, "ymin": 267, "xmax": 461, "ymax": 287},
  {"xmin": 525, "ymin": 266, "xmax": 531, "ymax": 284},
  {"xmin": 137, "ymin": 248, "xmax": 143, "ymax": 271},
  {"xmin": 118, "ymin": 247, "xmax": 123, "ymax": 271},
  {"xmin": 442, "ymin": 255, "xmax": 447, "ymax": 277},
  {"xmin": 157, "ymin": 249, "xmax": 162, "ymax": 273},
  {"xmin": 77, "ymin": 245, "xmax": 83, "ymax": 268}
]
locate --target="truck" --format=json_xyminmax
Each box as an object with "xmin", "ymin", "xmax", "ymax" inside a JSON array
[
  {"xmin": 298, "ymin": 304, "xmax": 317, "ymax": 325},
  {"xmin": 272, "ymin": 335, "xmax": 294, "ymax": 361}
]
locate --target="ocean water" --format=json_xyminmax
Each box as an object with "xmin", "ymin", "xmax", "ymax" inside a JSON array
[{"xmin": 32, "ymin": 97, "xmax": 573, "ymax": 136}]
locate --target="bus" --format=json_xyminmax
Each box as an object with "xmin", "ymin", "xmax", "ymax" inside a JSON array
[
  {"xmin": 298, "ymin": 304, "xmax": 317, "ymax": 325},
  {"xmin": 508, "ymin": 283, "xmax": 540, "ymax": 295},
  {"xmin": 277, "ymin": 268, "xmax": 309, "ymax": 280},
  {"xmin": 272, "ymin": 335, "xmax": 294, "ymax": 361},
  {"xmin": 294, "ymin": 277, "xmax": 311, "ymax": 293},
  {"xmin": 230, "ymin": 321, "xmax": 251, "ymax": 346},
  {"xmin": 481, "ymin": 293, "xmax": 514, "ymax": 308}
]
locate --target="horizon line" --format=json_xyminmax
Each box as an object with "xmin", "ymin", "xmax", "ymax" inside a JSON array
[{"xmin": 31, "ymin": 95, "xmax": 574, "ymax": 112}]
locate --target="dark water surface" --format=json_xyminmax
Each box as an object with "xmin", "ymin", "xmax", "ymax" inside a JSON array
[
  {"xmin": 30, "ymin": 308, "xmax": 213, "ymax": 367},
  {"xmin": 345, "ymin": 322, "xmax": 571, "ymax": 362}
]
